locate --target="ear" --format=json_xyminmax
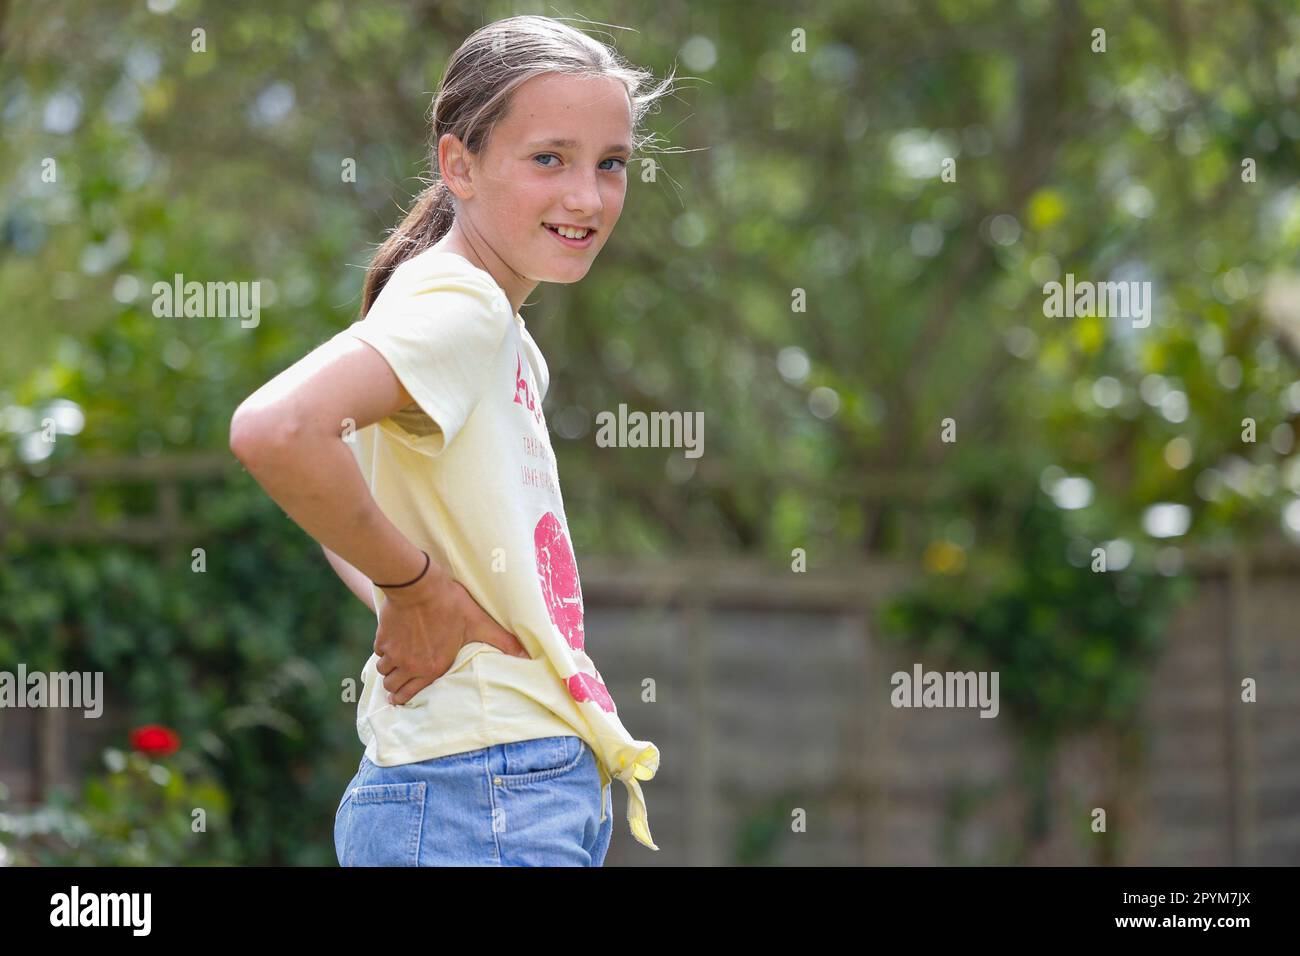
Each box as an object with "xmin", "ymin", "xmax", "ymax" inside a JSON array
[{"xmin": 438, "ymin": 132, "xmax": 476, "ymax": 200}]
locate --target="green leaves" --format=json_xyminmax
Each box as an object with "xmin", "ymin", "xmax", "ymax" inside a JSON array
[{"xmin": 878, "ymin": 477, "xmax": 1192, "ymax": 744}]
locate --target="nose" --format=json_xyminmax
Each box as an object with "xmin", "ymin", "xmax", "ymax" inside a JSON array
[{"xmin": 562, "ymin": 167, "xmax": 603, "ymax": 222}]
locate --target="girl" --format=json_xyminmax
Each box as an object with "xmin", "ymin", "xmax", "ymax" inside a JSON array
[{"xmin": 229, "ymin": 15, "xmax": 676, "ymax": 865}]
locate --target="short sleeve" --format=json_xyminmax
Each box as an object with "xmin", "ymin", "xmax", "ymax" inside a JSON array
[{"xmin": 343, "ymin": 254, "xmax": 514, "ymax": 457}]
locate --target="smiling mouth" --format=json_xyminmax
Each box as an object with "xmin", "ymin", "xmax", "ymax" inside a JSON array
[{"xmin": 543, "ymin": 223, "xmax": 596, "ymax": 240}]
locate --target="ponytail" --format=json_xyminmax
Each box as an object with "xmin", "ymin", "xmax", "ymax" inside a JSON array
[
  {"xmin": 360, "ymin": 181, "xmax": 455, "ymax": 317},
  {"xmin": 359, "ymin": 15, "xmax": 678, "ymax": 319}
]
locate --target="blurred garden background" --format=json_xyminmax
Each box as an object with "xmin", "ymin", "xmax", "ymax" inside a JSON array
[{"xmin": 2, "ymin": 0, "xmax": 1299, "ymax": 865}]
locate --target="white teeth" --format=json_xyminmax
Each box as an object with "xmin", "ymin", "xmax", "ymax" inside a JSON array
[{"xmin": 547, "ymin": 224, "xmax": 589, "ymax": 240}]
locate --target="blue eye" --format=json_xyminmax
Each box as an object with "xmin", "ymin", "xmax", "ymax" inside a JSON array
[{"xmin": 534, "ymin": 153, "xmax": 628, "ymax": 171}]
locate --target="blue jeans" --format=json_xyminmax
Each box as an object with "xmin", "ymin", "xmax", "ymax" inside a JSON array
[{"xmin": 334, "ymin": 734, "xmax": 613, "ymax": 866}]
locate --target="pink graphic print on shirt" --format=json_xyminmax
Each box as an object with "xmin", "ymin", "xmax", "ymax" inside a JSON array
[
  {"xmin": 514, "ymin": 352, "xmax": 544, "ymax": 427},
  {"xmin": 567, "ymin": 670, "xmax": 615, "ymax": 713},
  {"xmin": 534, "ymin": 510, "xmax": 585, "ymax": 651},
  {"xmin": 534, "ymin": 510, "xmax": 616, "ymax": 714}
]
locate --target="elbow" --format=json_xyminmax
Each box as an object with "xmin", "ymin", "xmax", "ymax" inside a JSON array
[
  {"xmin": 228, "ymin": 404, "xmax": 262, "ymax": 466},
  {"xmin": 229, "ymin": 404, "xmax": 301, "ymax": 468}
]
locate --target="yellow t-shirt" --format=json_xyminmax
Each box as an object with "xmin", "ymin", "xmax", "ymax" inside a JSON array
[{"xmin": 332, "ymin": 247, "xmax": 659, "ymax": 850}]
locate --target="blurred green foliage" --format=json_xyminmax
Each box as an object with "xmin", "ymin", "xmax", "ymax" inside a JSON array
[
  {"xmin": 0, "ymin": 489, "xmax": 376, "ymax": 864},
  {"xmin": 878, "ymin": 450, "xmax": 1195, "ymax": 746},
  {"xmin": 876, "ymin": 449, "xmax": 1195, "ymax": 862},
  {"xmin": 0, "ymin": 746, "xmax": 236, "ymax": 865}
]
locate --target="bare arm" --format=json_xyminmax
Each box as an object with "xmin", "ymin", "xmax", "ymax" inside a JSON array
[
  {"xmin": 228, "ymin": 332, "xmax": 434, "ymax": 590},
  {"xmin": 322, "ymin": 543, "xmax": 376, "ymax": 613},
  {"xmin": 229, "ymin": 326, "xmax": 529, "ymax": 705}
]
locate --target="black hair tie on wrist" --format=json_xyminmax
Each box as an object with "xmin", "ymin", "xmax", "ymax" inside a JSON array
[{"xmin": 375, "ymin": 551, "xmax": 430, "ymax": 589}]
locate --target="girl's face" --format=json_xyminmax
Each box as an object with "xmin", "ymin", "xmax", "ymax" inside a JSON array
[{"xmin": 450, "ymin": 72, "xmax": 634, "ymax": 289}]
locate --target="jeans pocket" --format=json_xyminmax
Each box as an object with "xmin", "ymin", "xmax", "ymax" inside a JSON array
[
  {"xmin": 491, "ymin": 742, "xmax": 603, "ymax": 865},
  {"xmin": 496, "ymin": 735, "xmax": 585, "ymax": 786},
  {"xmin": 340, "ymin": 781, "xmax": 427, "ymax": 867}
]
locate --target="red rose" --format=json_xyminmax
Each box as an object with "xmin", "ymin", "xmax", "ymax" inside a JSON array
[{"xmin": 129, "ymin": 724, "xmax": 181, "ymax": 757}]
